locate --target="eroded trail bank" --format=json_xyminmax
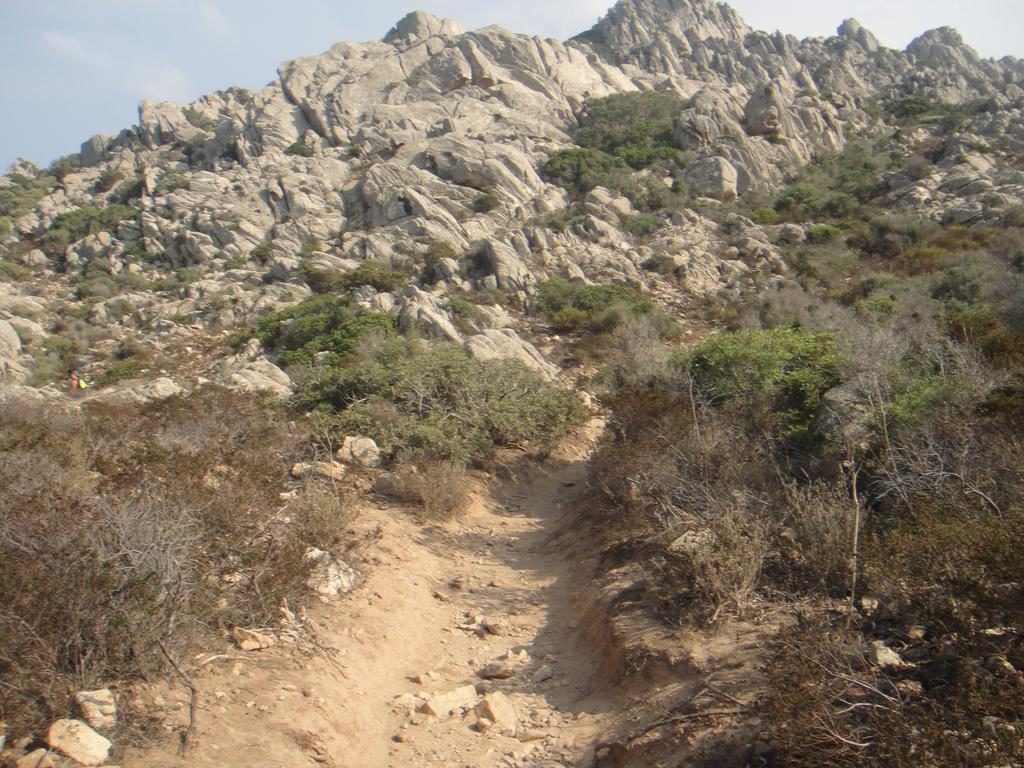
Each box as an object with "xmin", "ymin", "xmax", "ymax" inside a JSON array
[{"xmin": 127, "ymin": 419, "xmax": 626, "ymax": 768}]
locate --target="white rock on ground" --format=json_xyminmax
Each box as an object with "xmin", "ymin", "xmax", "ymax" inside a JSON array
[
  {"xmin": 74, "ymin": 688, "xmax": 117, "ymax": 730},
  {"xmin": 304, "ymin": 548, "xmax": 357, "ymax": 596},
  {"xmin": 336, "ymin": 436, "xmax": 382, "ymax": 468},
  {"xmin": 16, "ymin": 749, "xmax": 56, "ymax": 768},
  {"xmin": 869, "ymin": 640, "xmax": 906, "ymax": 670},
  {"xmin": 476, "ymin": 692, "xmax": 518, "ymax": 735},
  {"xmin": 421, "ymin": 685, "xmax": 479, "ymax": 717},
  {"xmin": 232, "ymin": 627, "xmax": 276, "ymax": 651},
  {"xmin": 47, "ymin": 719, "xmax": 111, "ymax": 766}
]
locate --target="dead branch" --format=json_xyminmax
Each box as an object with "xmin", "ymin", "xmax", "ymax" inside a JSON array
[{"xmin": 158, "ymin": 640, "xmax": 198, "ymax": 755}]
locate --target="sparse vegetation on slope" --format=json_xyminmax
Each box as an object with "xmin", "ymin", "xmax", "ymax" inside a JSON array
[{"xmin": 0, "ymin": 388, "xmax": 349, "ymax": 742}]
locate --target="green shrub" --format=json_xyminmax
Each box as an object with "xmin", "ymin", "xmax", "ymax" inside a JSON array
[
  {"xmin": 774, "ymin": 182, "xmax": 825, "ymax": 219},
  {"xmin": 250, "ymin": 239, "xmax": 273, "ymax": 264},
  {"xmin": 285, "ymin": 141, "xmax": 315, "ymax": 157},
  {"xmin": 0, "ymin": 259, "xmax": 30, "ymax": 281},
  {"xmin": 293, "ymin": 338, "xmax": 585, "ymax": 466},
  {"xmin": 150, "ymin": 267, "xmax": 202, "ymax": 293},
  {"xmin": 298, "ymin": 237, "xmax": 323, "ymax": 257},
  {"xmin": 249, "ymin": 294, "xmax": 396, "ymax": 367},
  {"xmin": 675, "ymin": 327, "xmax": 842, "ymax": 442},
  {"xmin": 534, "ymin": 277, "xmax": 654, "ymax": 333},
  {"xmin": 335, "ymin": 260, "xmax": 408, "ymax": 293},
  {"xmin": 299, "ymin": 260, "xmax": 345, "ymax": 294},
  {"xmin": 886, "ymin": 95, "xmax": 944, "ymax": 121},
  {"xmin": 47, "ymin": 154, "xmax": 80, "ymax": 182},
  {"xmin": 543, "ymin": 147, "xmax": 631, "ymax": 195},
  {"xmin": 0, "ymin": 171, "xmax": 57, "ymax": 223},
  {"xmin": 94, "ymin": 168, "xmax": 123, "ymax": 193},
  {"xmin": 97, "ymin": 358, "xmax": 146, "ymax": 386},
  {"xmin": 153, "ymin": 172, "xmax": 190, "ymax": 196},
  {"xmin": 575, "ymin": 91, "xmax": 689, "ymax": 171},
  {"xmin": 423, "ymin": 240, "xmax": 458, "ymax": 265},
  {"xmin": 751, "ymin": 207, "xmax": 779, "ymax": 224},
  {"xmin": 111, "ymin": 175, "xmax": 145, "ymax": 204},
  {"xmin": 620, "ymin": 212, "xmax": 659, "ymax": 237},
  {"xmin": 855, "ymin": 214, "xmax": 938, "ymax": 258},
  {"xmin": 472, "ymin": 191, "xmax": 500, "ymax": 213},
  {"xmin": 641, "ymin": 253, "xmax": 679, "ymax": 276},
  {"xmin": 43, "ymin": 204, "xmax": 138, "ymax": 253},
  {"xmin": 806, "ymin": 223, "xmax": 842, "ymax": 243}
]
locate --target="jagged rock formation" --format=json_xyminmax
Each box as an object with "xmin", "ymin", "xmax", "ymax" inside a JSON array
[{"xmin": 0, "ymin": 0, "xmax": 1022, "ymax": 396}]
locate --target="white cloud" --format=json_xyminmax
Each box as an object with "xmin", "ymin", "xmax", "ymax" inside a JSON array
[
  {"xmin": 198, "ymin": 1, "xmax": 232, "ymax": 40},
  {"xmin": 39, "ymin": 28, "xmax": 191, "ymax": 104},
  {"xmin": 126, "ymin": 62, "xmax": 191, "ymax": 103},
  {"xmin": 41, "ymin": 30, "xmax": 111, "ymax": 70}
]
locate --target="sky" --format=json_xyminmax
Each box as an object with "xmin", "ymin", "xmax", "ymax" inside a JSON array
[{"xmin": 1, "ymin": 0, "xmax": 1021, "ymax": 171}]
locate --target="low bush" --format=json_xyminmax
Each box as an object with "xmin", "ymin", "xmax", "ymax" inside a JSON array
[
  {"xmin": 335, "ymin": 260, "xmax": 408, "ymax": 293},
  {"xmin": 543, "ymin": 147, "xmax": 632, "ymax": 196},
  {"xmin": 472, "ymin": 191, "xmax": 501, "ymax": 213},
  {"xmin": 248, "ymin": 294, "xmax": 396, "ymax": 367},
  {"xmin": 389, "ymin": 460, "xmax": 472, "ymax": 520},
  {"xmin": 43, "ymin": 204, "xmax": 138, "ymax": 254},
  {"xmin": 534, "ymin": 277, "xmax": 654, "ymax": 333},
  {"xmin": 285, "ymin": 141, "xmax": 315, "ymax": 157},
  {"xmin": 674, "ymin": 326, "xmax": 841, "ymax": 443},
  {"xmin": 0, "ymin": 389, "xmax": 344, "ymax": 743},
  {"xmin": 574, "ymin": 90, "xmax": 690, "ymax": 171},
  {"xmin": 94, "ymin": 168, "xmax": 123, "ymax": 193},
  {"xmin": 153, "ymin": 172, "xmax": 190, "ymax": 196},
  {"xmin": 292, "ymin": 337, "xmax": 585, "ymax": 466},
  {"xmin": 0, "ymin": 259, "xmax": 30, "ymax": 281},
  {"xmin": 621, "ymin": 212, "xmax": 659, "ymax": 237},
  {"xmin": 0, "ymin": 170, "xmax": 57, "ymax": 224}
]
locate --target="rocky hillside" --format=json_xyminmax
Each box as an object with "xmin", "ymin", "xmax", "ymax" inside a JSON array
[
  {"xmin": 0, "ymin": 0, "xmax": 1021, "ymax": 398},
  {"xmin": 2, "ymin": 0, "xmax": 1024, "ymax": 765}
]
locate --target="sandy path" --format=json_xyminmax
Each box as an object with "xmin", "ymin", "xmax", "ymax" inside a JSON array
[{"xmin": 126, "ymin": 420, "xmax": 616, "ymax": 768}]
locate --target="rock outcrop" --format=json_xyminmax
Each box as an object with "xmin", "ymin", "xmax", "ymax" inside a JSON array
[{"xmin": 0, "ymin": 0, "xmax": 1021, "ymax": 400}]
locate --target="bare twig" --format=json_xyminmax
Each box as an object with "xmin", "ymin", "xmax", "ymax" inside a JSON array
[{"xmin": 158, "ymin": 640, "xmax": 197, "ymax": 755}]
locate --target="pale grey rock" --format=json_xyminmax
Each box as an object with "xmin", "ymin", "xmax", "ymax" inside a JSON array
[
  {"xmin": 86, "ymin": 377, "xmax": 183, "ymax": 406},
  {"xmin": 674, "ymin": 112, "xmax": 722, "ymax": 151},
  {"xmin": 219, "ymin": 338, "xmax": 292, "ymax": 398},
  {"xmin": 384, "ymin": 11, "xmax": 465, "ymax": 45},
  {"xmin": 476, "ymin": 692, "xmax": 518, "ymax": 735},
  {"xmin": 838, "ymin": 18, "xmax": 880, "ymax": 54},
  {"xmin": 292, "ymin": 460, "xmax": 347, "ymax": 482},
  {"xmin": 479, "ymin": 659, "xmax": 518, "ymax": 680},
  {"xmin": 47, "ymin": 719, "xmax": 111, "ymax": 766},
  {"xmin": 336, "ymin": 436, "xmax": 382, "ymax": 468},
  {"xmin": 421, "ymin": 685, "xmax": 478, "ymax": 717},
  {"xmin": 16, "ymin": 749, "xmax": 56, "ymax": 768},
  {"xmin": 138, "ymin": 100, "xmax": 205, "ymax": 148},
  {"xmin": 464, "ymin": 329, "xmax": 558, "ymax": 380},
  {"xmin": 397, "ymin": 287, "xmax": 462, "ymax": 342},
  {"xmin": 304, "ymin": 548, "xmax": 357, "ymax": 596},
  {"xmin": 80, "ymin": 134, "xmax": 112, "ymax": 167},
  {"xmin": 869, "ymin": 641, "xmax": 906, "ymax": 670},
  {"xmin": 683, "ymin": 156, "xmax": 739, "ymax": 201},
  {"xmin": 74, "ymin": 689, "xmax": 117, "ymax": 731},
  {"xmin": 532, "ymin": 664, "xmax": 555, "ymax": 683},
  {"xmin": 232, "ymin": 627, "xmax": 276, "ymax": 651},
  {"xmin": 0, "ymin": 319, "xmax": 22, "ymax": 359}
]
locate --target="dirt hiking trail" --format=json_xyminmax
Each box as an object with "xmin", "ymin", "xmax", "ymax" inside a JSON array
[{"xmin": 126, "ymin": 418, "xmax": 653, "ymax": 768}]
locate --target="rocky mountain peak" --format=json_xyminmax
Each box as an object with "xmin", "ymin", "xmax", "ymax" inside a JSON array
[
  {"xmin": 383, "ymin": 10, "xmax": 465, "ymax": 45},
  {"xmin": 907, "ymin": 25, "xmax": 979, "ymax": 66},
  {"xmin": 575, "ymin": 0, "xmax": 749, "ymax": 58},
  {"xmin": 837, "ymin": 17, "xmax": 881, "ymax": 53}
]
